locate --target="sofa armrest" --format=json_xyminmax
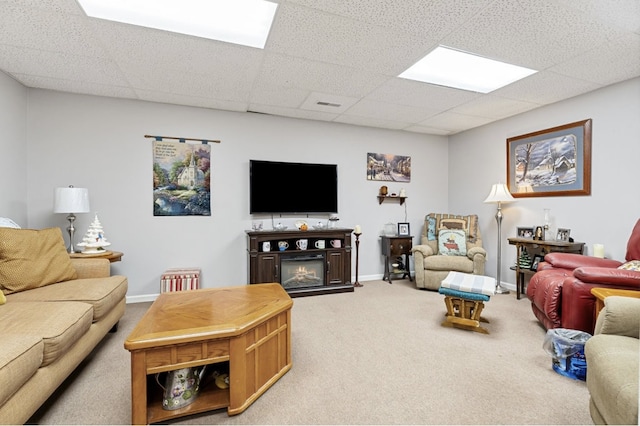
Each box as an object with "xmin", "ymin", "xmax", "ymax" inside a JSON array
[
  {"xmin": 544, "ymin": 252, "xmax": 622, "ymax": 270},
  {"xmin": 594, "ymin": 296, "xmax": 640, "ymax": 338},
  {"xmin": 411, "ymin": 244, "xmax": 434, "ymax": 258},
  {"xmin": 71, "ymin": 258, "xmax": 110, "ymax": 279},
  {"xmin": 467, "ymin": 246, "xmax": 486, "ymax": 260},
  {"xmin": 574, "ymin": 267, "xmax": 640, "ymax": 287}
]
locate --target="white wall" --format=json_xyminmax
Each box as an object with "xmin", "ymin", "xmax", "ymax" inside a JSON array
[
  {"xmin": 24, "ymin": 89, "xmax": 448, "ymax": 298},
  {"xmin": 5, "ymin": 74, "xmax": 638, "ymax": 298},
  {"xmin": 0, "ymin": 71, "xmax": 28, "ymax": 224},
  {"xmin": 449, "ymin": 77, "xmax": 640, "ymax": 287}
]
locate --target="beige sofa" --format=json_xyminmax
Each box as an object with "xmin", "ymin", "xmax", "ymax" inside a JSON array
[
  {"xmin": 0, "ymin": 227, "xmax": 128, "ymax": 424},
  {"xmin": 585, "ymin": 296, "xmax": 639, "ymax": 425}
]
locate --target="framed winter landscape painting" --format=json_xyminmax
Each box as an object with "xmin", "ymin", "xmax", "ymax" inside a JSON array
[{"xmin": 506, "ymin": 119, "xmax": 591, "ymax": 198}]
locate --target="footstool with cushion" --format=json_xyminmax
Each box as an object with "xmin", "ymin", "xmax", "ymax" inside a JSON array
[{"xmin": 438, "ymin": 271, "xmax": 496, "ymax": 334}]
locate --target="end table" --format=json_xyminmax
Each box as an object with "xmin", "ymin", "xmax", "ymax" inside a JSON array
[{"xmin": 381, "ymin": 236, "xmax": 413, "ymax": 283}]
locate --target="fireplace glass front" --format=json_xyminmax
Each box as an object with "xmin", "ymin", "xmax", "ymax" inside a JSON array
[{"xmin": 280, "ymin": 253, "xmax": 325, "ymax": 290}]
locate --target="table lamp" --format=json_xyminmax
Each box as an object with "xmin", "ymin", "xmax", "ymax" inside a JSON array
[
  {"xmin": 54, "ymin": 185, "xmax": 90, "ymax": 253},
  {"xmin": 484, "ymin": 183, "xmax": 515, "ymax": 294}
]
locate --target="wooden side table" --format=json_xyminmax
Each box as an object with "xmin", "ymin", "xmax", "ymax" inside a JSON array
[
  {"xmin": 381, "ymin": 236, "xmax": 413, "ymax": 283},
  {"xmin": 591, "ymin": 287, "xmax": 640, "ymax": 321},
  {"xmin": 70, "ymin": 250, "xmax": 123, "ymax": 263},
  {"xmin": 507, "ymin": 238, "xmax": 584, "ymax": 300}
]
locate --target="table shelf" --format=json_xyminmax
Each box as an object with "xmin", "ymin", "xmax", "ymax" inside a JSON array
[{"xmin": 508, "ymin": 237, "xmax": 584, "ymax": 300}]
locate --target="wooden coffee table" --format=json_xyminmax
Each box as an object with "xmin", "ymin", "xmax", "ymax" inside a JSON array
[{"xmin": 124, "ymin": 283, "xmax": 293, "ymax": 424}]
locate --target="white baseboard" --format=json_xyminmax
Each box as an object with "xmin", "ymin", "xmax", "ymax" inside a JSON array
[{"xmin": 125, "ymin": 276, "xmax": 518, "ymax": 303}]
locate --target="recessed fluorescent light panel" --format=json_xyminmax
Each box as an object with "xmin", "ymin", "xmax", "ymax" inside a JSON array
[
  {"xmin": 77, "ymin": 0, "xmax": 278, "ymax": 49},
  {"xmin": 399, "ymin": 46, "xmax": 537, "ymax": 93}
]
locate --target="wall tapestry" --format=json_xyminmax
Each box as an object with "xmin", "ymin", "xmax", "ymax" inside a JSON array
[
  {"xmin": 366, "ymin": 153, "xmax": 411, "ymax": 182},
  {"xmin": 152, "ymin": 139, "xmax": 211, "ymax": 216}
]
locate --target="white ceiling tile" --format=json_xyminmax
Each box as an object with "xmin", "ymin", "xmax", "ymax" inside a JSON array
[
  {"xmin": 450, "ymin": 96, "xmax": 540, "ymax": 120},
  {"xmin": 549, "ymin": 33, "xmax": 640, "ymax": 85},
  {"xmin": 344, "ymin": 99, "xmax": 436, "ymax": 123},
  {"xmin": 0, "ymin": 4, "xmax": 107, "ymax": 57},
  {"xmin": 267, "ymin": 3, "xmax": 434, "ymax": 75},
  {"xmin": 333, "ymin": 114, "xmax": 409, "ymax": 130},
  {"xmin": 13, "ymin": 74, "xmax": 138, "ymax": 99},
  {"xmin": 493, "ymin": 71, "xmax": 603, "ymax": 105},
  {"xmin": 418, "ymin": 113, "xmax": 494, "ymax": 133},
  {"xmin": 248, "ymin": 104, "xmax": 339, "ymax": 122},
  {"xmin": 0, "ymin": 0, "xmax": 84, "ymax": 15},
  {"xmin": 255, "ymin": 54, "xmax": 389, "ymax": 98},
  {"xmin": 364, "ymin": 78, "xmax": 479, "ymax": 111},
  {"xmin": 0, "ymin": 45, "xmax": 128, "ymax": 86},
  {"xmin": 553, "ymin": 0, "xmax": 640, "ymax": 33},
  {"xmin": 135, "ymin": 90, "xmax": 249, "ymax": 112},
  {"xmin": 404, "ymin": 125, "xmax": 454, "ymax": 136},
  {"xmin": 249, "ymin": 85, "xmax": 310, "ymax": 109}
]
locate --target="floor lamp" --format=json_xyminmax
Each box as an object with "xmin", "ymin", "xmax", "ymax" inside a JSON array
[{"xmin": 484, "ymin": 183, "xmax": 515, "ymax": 294}]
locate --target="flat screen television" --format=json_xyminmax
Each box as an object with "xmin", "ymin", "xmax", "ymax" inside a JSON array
[{"xmin": 250, "ymin": 160, "xmax": 338, "ymax": 214}]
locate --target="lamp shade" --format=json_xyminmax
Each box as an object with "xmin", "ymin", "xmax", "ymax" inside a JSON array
[
  {"xmin": 53, "ymin": 186, "xmax": 90, "ymax": 213},
  {"xmin": 484, "ymin": 183, "xmax": 515, "ymax": 204}
]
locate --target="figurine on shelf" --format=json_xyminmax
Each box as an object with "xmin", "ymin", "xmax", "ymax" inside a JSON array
[{"xmin": 77, "ymin": 213, "xmax": 112, "ymax": 254}]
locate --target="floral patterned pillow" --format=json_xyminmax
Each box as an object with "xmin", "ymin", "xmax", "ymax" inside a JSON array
[{"xmin": 618, "ymin": 260, "xmax": 640, "ymax": 271}]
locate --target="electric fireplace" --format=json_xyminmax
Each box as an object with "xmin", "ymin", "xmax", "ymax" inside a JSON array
[{"xmin": 280, "ymin": 253, "xmax": 325, "ymax": 290}]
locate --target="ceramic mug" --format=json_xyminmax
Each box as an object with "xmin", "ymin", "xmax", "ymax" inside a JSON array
[
  {"xmin": 262, "ymin": 241, "xmax": 271, "ymax": 252},
  {"xmin": 330, "ymin": 239, "xmax": 341, "ymax": 248},
  {"xmin": 278, "ymin": 241, "xmax": 289, "ymax": 251},
  {"xmin": 315, "ymin": 240, "xmax": 325, "ymax": 249},
  {"xmin": 296, "ymin": 239, "xmax": 308, "ymax": 250}
]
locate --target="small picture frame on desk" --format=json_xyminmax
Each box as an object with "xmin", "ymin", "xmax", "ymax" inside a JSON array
[
  {"xmin": 397, "ymin": 222, "xmax": 410, "ymax": 236},
  {"xmin": 530, "ymin": 255, "xmax": 544, "ymax": 271},
  {"xmin": 517, "ymin": 227, "xmax": 534, "ymax": 238},
  {"xmin": 533, "ymin": 226, "xmax": 545, "ymax": 241},
  {"xmin": 556, "ymin": 228, "xmax": 571, "ymax": 241}
]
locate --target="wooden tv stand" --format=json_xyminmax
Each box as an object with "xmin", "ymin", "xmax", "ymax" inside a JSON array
[{"xmin": 247, "ymin": 228, "xmax": 353, "ymax": 297}]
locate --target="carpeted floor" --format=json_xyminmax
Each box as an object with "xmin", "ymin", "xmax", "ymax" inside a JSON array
[{"xmin": 29, "ymin": 279, "xmax": 593, "ymax": 425}]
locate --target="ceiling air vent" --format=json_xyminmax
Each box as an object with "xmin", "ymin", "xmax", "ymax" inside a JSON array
[{"xmin": 316, "ymin": 101, "xmax": 342, "ymax": 107}]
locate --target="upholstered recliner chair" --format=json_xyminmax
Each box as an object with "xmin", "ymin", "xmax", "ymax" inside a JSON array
[
  {"xmin": 527, "ymin": 218, "xmax": 640, "ymax": 334},
  {"xmin": 411, "ymin": 213, "xmax": 487, "ymax": 291}
]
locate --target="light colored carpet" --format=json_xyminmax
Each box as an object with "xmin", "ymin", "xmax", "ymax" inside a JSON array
[{"xmin": 29, "ymin": 280, "xmax": 592, "ymax": 425}]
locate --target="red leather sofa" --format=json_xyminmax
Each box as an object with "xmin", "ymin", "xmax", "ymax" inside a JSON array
[{"xmin": 526, "ymin": 219, "xmax": 640, "ymax": 334}]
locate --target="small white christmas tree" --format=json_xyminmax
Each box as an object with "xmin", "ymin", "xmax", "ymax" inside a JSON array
[{"xmin": 77, "ymin": 213, "xmax": 111, "ymax": 254}]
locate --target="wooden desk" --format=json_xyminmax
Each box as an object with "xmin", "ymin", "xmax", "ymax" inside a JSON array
[
  {"xmin": 507, "ymin": 238, "xmax": 584, "ymax": 300},
  {"xmin": 69, "ymin": 250, "xmax": 123, "ymax": 263},
  {"xmin": 591, "ymin": 287, "xmax": 640, "ymax": 321},
  {"xmin": 124, "ymin": 284, "xmax": 292, "ymax": 424}
]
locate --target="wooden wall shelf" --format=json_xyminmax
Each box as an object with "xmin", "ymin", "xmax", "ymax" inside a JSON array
[{"xmin": 377, "ymin": 195, "xmax": 407, "ymax": 205}]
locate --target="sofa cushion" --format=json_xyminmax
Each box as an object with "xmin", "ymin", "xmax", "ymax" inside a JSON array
[
  {"xmin": 6, "ymin": 276, "xmax": 128, "ymax": 321},
  {"xmin": 0, "ymin": 335, "xmax": 43, "ymax": 407},
  {"xmin": 438, "ymin": 229, "xmax": 467, "ymax": 256},
  {"xmin": 0, "ymin": 227, "xmax": 77, "ymax": 295},
  {"xmin": 424, "ymin": 255, "xmax": 474, "ymax": 273},
  {"xmin": 586, "ymin": 334, "xmax": 639, "ymax": 425},
  {"xmin": 1, "ymin": 301, "xmax": 93, "ymax": 366}
]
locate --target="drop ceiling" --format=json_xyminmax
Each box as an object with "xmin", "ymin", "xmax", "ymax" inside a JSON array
[{"xmin": 1, "ymin": 0, "xmax": 638, "ymax": 135}]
